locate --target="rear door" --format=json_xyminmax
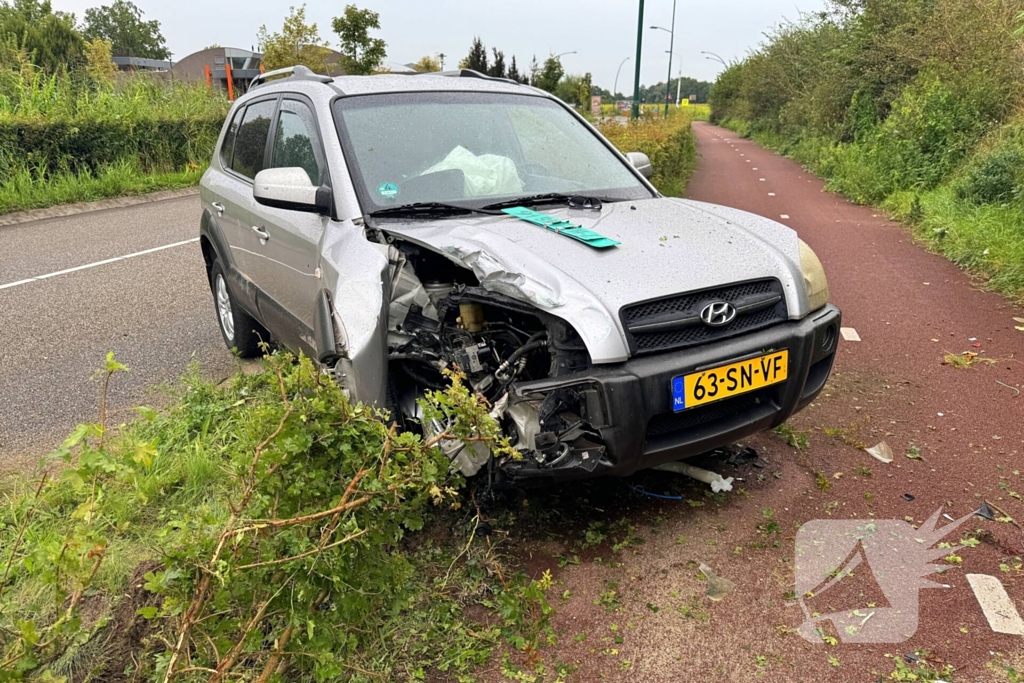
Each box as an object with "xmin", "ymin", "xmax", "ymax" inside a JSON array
[{"xmin": 246, "ymin": 95, "xmax": 330, "ymax": 351}]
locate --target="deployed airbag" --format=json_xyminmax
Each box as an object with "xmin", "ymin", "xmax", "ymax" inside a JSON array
[{"xmin": 423, "ymin": 146, "xmax": 523, "ymax": 198}]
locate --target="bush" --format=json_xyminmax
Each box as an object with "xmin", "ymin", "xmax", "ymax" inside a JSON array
[
  {"xmin": 0, "ymin": 353, "xmax": 553, "ymax": 681},
  {"xmin": 598, "ymin": 108, "xmax": 698, "ymax": 196}
]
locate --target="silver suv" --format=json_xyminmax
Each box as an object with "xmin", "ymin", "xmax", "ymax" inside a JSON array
[{"xmin": 199, "ymin": 66, "xmax": 841, "ymax": 485}]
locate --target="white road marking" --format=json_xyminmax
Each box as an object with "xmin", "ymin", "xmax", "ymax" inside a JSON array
[
  {"xmin": 840, "ymin": 328, "xmax": 862, "ymax": 342},
  {"xmin": 967, "ymin": 574, "xmax": 1024, "ymax": 635},
  {"xmin": 759, "ymin": 178, "xmax": 766, "ymax": 182},
  {"xmin": 780, "ymin": 215, "xmax": 790, "ymax": 219},
  {"xmin": 0, "ymin": 238, "xmax": 200, "ymax": 291},
  {"xmin": 768, "ymin": 193, "xmax": 776, "ymax": 196}
]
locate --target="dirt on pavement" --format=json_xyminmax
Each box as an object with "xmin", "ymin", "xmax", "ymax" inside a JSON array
[{"xmin": 480, "ymin": 122, "xmax": 1024, "ymax": 682}]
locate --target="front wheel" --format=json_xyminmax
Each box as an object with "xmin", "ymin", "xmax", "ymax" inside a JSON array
[{"xmin": 210, "ymin": 261, "xmax": 265, "ymax": 358}]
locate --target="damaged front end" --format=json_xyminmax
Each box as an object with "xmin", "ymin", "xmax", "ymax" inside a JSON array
[{"xmin": 384, "ymin": 240, "xmax": 611, "ymax": 484}]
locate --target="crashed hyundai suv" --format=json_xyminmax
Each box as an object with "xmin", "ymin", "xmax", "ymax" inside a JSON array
[{"xmin": 198, "ymin": 66, "xmax": 841, "ymax": 485}]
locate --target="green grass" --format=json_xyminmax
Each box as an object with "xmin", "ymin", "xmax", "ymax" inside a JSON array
[
  {"xmin": 0, "ymin": 160, "xmax": 206, "ymax": 214},
  {"xmin": 0, "ymin": 355, "xmax": 554, "ymax": 681}
]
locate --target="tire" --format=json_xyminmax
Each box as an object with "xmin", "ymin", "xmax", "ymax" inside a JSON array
[{"xmin": 210, "ymin": 260, "xmax": 265, "ymax": 358}]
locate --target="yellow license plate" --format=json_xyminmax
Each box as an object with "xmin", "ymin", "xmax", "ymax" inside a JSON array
[{"xmin": 672, "ymin": 350, "xmax": 789, "ymax": 412}]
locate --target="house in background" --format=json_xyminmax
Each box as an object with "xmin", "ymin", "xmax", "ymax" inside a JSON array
[
  {"xmin": 112, "ymin": 56, "xmax": 173, "ymax": 72},
  {"xmin": 171, "ymin": 47, "xmax": 263, "ymax": 95},
  {"xmin": 111, "ymin": 46, "xmax": 347, "ymax": 99}
]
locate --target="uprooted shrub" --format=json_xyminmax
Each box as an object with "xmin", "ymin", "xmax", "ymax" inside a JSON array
[{"xmin": 0, "ymin": 352, "xmax": 552, "ymax": 681}]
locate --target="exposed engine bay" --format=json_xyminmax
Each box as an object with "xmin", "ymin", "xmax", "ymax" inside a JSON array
[{"xmin": 383, "ymin": 240, "xmax": 610, "ymax": 482}]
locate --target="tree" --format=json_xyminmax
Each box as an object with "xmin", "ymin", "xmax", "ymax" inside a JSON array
[
  {"xmin": 488, "ymin": 47, "xmax": 505, "ymax": 78},
  {"xmin": 527, "ymin": 54, "xmax": 540, "ymax": 85},
  {"xmin": 331, "ymin": 4, "xmax": 386, "ymax": 75},
  {"xmin": 507, "ymin": 55, "xmax": 522, "ymax": 83},
  {"xmin": 534, "ymin": 55, "xmax": 563, "ymax": 93},
  {"xmin": 82, "ymin": 0, "xmax": 168, "ymax": 59},
  {"xmin": 0, "ymin": 0, "xmax": 84, "ymax": 71},
  {"xmin": 411, "ymin": 54, "xmax": 440, "ymax": 72},
  {"xmin": 84, "ymin": 36, "xmax": 116, "ymax": 85},
  {"xmin": 459, "ymin": 37, "xmax": 487, "ymax": 72},
  {"xmin": 257, "ymin": 5, "xmax": 331, "ymax": 73}
]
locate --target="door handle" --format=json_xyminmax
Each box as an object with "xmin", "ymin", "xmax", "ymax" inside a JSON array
[
  {"xmin": 251, "ymin": 225, "xmax": 270, "ymax": 243},
  {"xmin": 211, "ymin": 202, "xmax": 225, "ymax": 215}
]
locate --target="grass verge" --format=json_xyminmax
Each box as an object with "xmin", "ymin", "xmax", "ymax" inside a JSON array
[
  {"xmin": 0, "ymin": 353, "xmax": 553, "ymax": 681},
  {"xmin": 719, "ymin": 119, "xmax": 1024, "ymax": 302}
]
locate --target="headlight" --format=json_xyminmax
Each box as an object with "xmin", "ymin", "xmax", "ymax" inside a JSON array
[{"xmin": 799, "ymin": 240, "xmax": 830, "ymax": 312}]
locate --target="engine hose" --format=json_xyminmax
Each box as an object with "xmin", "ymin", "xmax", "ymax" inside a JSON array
[
  {"xmin": 496, "ymin": 334, "xmax": 548, "ymax": 381},
  {"xmin": 397, "ymin": 361, "xmax": 446, "ymax": 391}
]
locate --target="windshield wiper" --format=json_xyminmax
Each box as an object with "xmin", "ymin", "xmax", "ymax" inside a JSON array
[
  {"xmin": 369, "ymin": 202, "xmax": 492, "ymax": 218},
  {"xmin": 481, "ymin": 193, "xmax": 611, "ymax": 211}
]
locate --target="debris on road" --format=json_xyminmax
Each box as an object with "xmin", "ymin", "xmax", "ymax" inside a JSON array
[
  {"xmin": 841, "ymin": 327, "xmax": 861, "ymax": 342},
  {"xmin": 654, "ymin": 461, "xmax": 734, "ymax": 493},
  {"xmin": 995, "ymin": 380, "xmax": 1020, "ymax": 396},
  {"xmin": 866, "ymin": 441, "xmax": 894, "ymax": 463},
  {"xmin": 966, "ymin": 574, "xmax": 1024, "ymax": 635},
  {"xmin": 902, "ymin": 493, "xmax": 916, "ymax": 502},
  {"xmin": 699, "ymin": 563, "xmax": 736, "ymax": 602},
  {"xmin": 975, "ymin": 501, "xmax": 995, "ymax": 521}
]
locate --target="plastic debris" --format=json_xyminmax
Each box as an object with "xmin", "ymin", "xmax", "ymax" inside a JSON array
[
  {"xmin": 866, "ymin": 442, "xmax": 894, "ymax": 464},
  {"xmin": 840, "ymin": 327, "xmax": 862, "ymax": 342},
  {"xmin": 699, "ymin": 563, "xmax": 736, "ymax": 602},
  {"xmin": 976, "ymin": 501, "xmax": 995, "ymax": 521},
  {"xmin": 902, "ymin": 493, "xmax": 916, "ymax": 502},
  {"xmin": 654, "ymin": 461, "xmax": 734, "ymax": 493}
]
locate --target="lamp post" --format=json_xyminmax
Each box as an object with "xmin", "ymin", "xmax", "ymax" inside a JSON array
[
  {"xmin": 702, "ymin": 51, "xmax": 728, "ymax": 67},
  {"xmin": 651, "ymin": 0, "xmax": 677, "ymax": 118},
  {"xmin": 613, "ymin": 56, "xmax": 631, "ymax": 99},
  {"xmin": 631, "ymin": 0, "xmax": 644, "ymax": 119},
  {"xmin": 554, "ymin": 51, "xmax": 577, "ymax": 60},
  {"xmin": 666, "ymin": 51, "xmax": 682, "ymax": 106}
]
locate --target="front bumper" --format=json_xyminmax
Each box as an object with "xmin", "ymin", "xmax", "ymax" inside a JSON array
[{"xmin": 502, "ymin": 304, "xmax": 841, "ymax": 484}]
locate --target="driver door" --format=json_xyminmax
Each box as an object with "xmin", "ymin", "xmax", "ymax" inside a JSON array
[{"xmin": 246, "ymin": 96, "xmax": 330, "ymax": 354}]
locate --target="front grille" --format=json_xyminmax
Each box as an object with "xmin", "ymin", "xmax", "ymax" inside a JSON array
[
  {"xmin": 621, "ymin": 279, "xmax": 787, "ymax": 355},
  {"xmin": 645, "ymin": 388, "xmax": 773, "ymax": 439}
]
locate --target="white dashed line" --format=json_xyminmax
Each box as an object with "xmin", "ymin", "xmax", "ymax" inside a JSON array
[
  {"xmin": 768, "ymin": 192, "xmax": 776, "ymax": 196},
  {"xmin": 780, "ymin": 215, "xmax": 790, "ymax": 220},
  {"xmin": 0, "ymin": 238, "xmax": 200, "ymax": 291},
  {"xmin": 759, "ymin": 178, "xmax": 766, "ymax": 182}
]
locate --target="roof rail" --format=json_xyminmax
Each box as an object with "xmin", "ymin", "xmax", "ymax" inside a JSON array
[
  {"xmin": 250, "ymin": 65, "xmax": 334, "ymax": 90},
  {"xmin": 437, "ymin": 69, "xmax": 523, "ymax": 87}
]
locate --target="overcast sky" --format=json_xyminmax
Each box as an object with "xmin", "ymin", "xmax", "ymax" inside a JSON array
[{"xmin": 51, "ymin": 0, "xmax": 826, "ymax": 90}]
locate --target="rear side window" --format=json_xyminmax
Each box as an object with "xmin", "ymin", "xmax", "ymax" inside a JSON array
[
  {"xmin": 219, "ymin": 105, "xmax": 244, "ymax": 169},
  {"xmin": 231, "ymin": 99, "xmax": 276, "ymax": 179},
  {"xmin": 271, "ymin": 99, "xmax": 324, "ymax": 185}
]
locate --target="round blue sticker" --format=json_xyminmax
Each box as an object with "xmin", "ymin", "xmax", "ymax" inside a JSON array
[{"xmin": 377, "ymin": 182, "xmax": 399, "ymax": 199}]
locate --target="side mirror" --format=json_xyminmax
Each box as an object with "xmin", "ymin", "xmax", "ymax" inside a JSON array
[
  {"xmin": 625, "ymin": 151, "xmax": 653, "ymax": 179},
  {"xmin": 253, "ymin": 167, "xmax": 331, "ymax": 214}
]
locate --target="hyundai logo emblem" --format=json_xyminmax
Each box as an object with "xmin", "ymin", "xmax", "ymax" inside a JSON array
[{"xmin": 700, "ymin": 301, "xmax": 737, "ymax": 327}]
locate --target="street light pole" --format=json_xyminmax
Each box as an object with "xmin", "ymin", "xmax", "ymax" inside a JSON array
[
  {"xmin": 701, "ymin": 51, "xmax": 728, "ymax": 67},
  {"xmin": 631, "ymin": 0, "xmax": 644, "ymax": 119},
  {"xmin": 665, "ymin": 0, "xmax": 677, "ymax": 118},
  {"xmin": 613, "ymin": 56, "xmax": 631, "ymax": 99}
]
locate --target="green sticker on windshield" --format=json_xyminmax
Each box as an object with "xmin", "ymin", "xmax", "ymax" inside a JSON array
[
  {"xmin": 377, "ymin": 182, "xmax": 399, "ymax": 199},
  {"xmin": 502, "ymin": 206, "xmax": 620, "ymax": 249}
]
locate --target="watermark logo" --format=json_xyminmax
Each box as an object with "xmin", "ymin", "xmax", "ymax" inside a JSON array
[{"xmin": 794, "ymin": 508, "xmax": 973, "ymax": 643}]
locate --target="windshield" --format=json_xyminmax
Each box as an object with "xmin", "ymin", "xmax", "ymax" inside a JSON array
[{"xmin": 332, "ymin": 91, "xmax": 653, "ymax": 212}]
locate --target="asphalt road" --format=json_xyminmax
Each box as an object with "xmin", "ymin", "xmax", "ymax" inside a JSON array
[{"xmin": 0, "ymin": 197, "xmax": 236, "ymax": 468}]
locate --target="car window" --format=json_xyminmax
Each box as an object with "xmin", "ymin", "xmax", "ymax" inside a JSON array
[
  {"xmin": 333, "ymin": 92, "xmax": 651, "ymax": 210},
  {"xmin": 271, "ymin": 99, "xmax": 323, "ymax": 185},
  {"xmin": 219, "ymin": 105, "xmax": 244, "ymax": 170},
  {"xmin": 231, "ymin": 99, "xmax": 276, "ymax": 179}
]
